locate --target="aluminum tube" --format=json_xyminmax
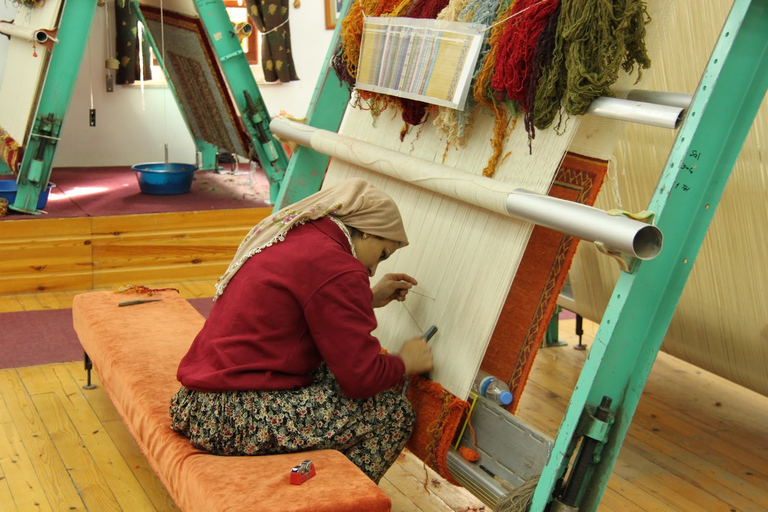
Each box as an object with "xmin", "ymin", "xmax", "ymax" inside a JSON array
[
  {"xmin": 269, "ymin": 118, "xmax": 663, "ymax": 260},
  {"xmin": 586, "ymin": 96, "xmax": 684, "ymax": 129},
  {"xmin": 625, "ymin": 89, "xmax": 693, "ymax": 109},
  {"xmin": 506, "ymin": 190, "xmax": 662, "ymax": 260}
]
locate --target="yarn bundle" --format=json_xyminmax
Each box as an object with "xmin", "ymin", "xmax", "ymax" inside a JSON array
[{"xmin": 331, "ymin": 0, "xmax": 651, "ymax": 170}]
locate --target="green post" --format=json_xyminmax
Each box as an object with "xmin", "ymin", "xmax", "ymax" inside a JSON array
[
  {"xmin": 193, "ymin": 0, "xmax": 289, "ymax": 204},
  {"xmin": 11, "ymin": 1, "xmax": 99, "ymax": 213},
  {"xmin": 530, "ymin": 1, "xmax": 768, "ymax": 509},
  {"xmin": 272, "ymin": 0, "xmax": 353, "ymax": 210}
]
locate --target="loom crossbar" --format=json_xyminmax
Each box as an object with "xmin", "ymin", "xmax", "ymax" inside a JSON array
[{"xmin": 270, "ymin": 118, "xmax": 663, "ymax": 261}]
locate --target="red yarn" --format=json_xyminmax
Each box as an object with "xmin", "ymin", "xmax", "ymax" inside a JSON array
[
  {"xmin": 404, "ymin": 0, "xmax": 451, "ymax": 19},
  {"xmin": 491, "ymin": 0, "xmax": 560, "ymax": 105}
]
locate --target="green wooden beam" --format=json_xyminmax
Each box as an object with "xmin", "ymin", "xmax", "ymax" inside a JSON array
[
  {"xmin": 530, "ymin": 0, "xmax": 768, "ymax": 509},
  {"xmin": 11, "ymin": 1, "xmax": 98, "ymax": 214},
  {"xmin": 193, "ymin": 0, "xmax": 289, "ymax": 203},
  {"xmin": 272, "ymin": 0, "xmax": 353, "ymax": 210}
]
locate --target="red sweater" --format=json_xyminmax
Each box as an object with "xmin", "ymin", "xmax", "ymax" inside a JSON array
[{"xmin": 177, "ymin": 217, "xmax": 406, "ymax": 399}]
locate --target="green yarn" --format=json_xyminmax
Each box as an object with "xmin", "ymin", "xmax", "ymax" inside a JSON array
[{"xmin": 532, "ymin": 0, "xmax": 651, "ymax": 130}]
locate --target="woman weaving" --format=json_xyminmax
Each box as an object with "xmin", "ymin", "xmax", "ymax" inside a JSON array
[{"xmin": 170, "ymin": 177, "xmax": 433, "ymax": 483}]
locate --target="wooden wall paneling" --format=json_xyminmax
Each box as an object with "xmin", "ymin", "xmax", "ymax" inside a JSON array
[
  {"xmin": 0, "ymin": 217, "xmax": 93, "ymax": 295},
  {"xmin": 89, "ymin": 208, "xmax": 270, "ymax": 288}
]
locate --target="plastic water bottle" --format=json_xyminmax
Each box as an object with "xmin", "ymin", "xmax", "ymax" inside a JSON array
[{"xmin": 472, "ymin": 370, "xmax": 513, "ymax": 406}]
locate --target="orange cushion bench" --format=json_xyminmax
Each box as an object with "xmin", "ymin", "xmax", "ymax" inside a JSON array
[{"xmin": 72, "ymin": 290, "xmax": 391, "ymax": 512}]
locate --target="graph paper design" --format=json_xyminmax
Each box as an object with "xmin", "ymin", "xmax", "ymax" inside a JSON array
[{"xmin": 356, "ymin": 17, "xmax": 485, "ymax": 110}]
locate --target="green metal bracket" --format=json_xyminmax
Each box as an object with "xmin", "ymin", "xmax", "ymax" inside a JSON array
[
  {"xmin": 272, "ymin": 0, "xmax": 354, "ymax": 211},
  {"xmin": 544, "ymin": 306, "xmax": 567, "ymax": 347},
  {"xmin": 530, "ymin": 0, "xmax": 768, "ymax": 510},
  {"xmin": 192, "ymin": 0, "xmax": 289, "ymax": 203},
  {"xmin": 11, "ymin": 0, "xmax": 98, "ymax": 214}
]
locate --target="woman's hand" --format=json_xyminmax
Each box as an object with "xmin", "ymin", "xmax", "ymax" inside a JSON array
[
  {"xmin": 398, "ymin": 337, "xmax": 434, "ymax": 375},
  {"xmin": 371, "ymin": 273, "xmax": 418, "ymax": 308}
]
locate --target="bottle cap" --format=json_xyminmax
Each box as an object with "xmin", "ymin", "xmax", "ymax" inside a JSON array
[{"xmin": 499, "ymin": 391, "xmax": 513, "ymax": 405}]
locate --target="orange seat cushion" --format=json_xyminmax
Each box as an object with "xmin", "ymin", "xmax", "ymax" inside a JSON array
[{"xmin": 73, "ymin": 290, "xmax": 391, "ymax": 512}]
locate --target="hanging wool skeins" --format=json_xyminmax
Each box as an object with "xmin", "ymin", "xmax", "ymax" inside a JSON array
[
  {"xmin": 433, "ymin": 0, "xmax": 503, "ymax": 151},
  {"xmin": 331, "ymin": 0, "xmax": 411, "ymax": 116},
  {"xmin": 531, "ymin": 0, "xmax": 651, "ymax": 131}
]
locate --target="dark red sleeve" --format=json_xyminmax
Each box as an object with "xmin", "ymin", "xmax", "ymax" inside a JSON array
[{"xmin": 303, "ymin": 269, "xmax": 406, "ymax": 399}]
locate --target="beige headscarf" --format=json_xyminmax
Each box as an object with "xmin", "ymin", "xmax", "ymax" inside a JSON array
[{"xmin": 214, "ymin": 178, "xmax": 408, "ymax": 299}]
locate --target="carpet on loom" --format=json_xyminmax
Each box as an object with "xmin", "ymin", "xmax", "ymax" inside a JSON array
[
  {"xmin": 404, "ymin": 152, "xmax": 607, "ymax": 477},
  {"xmin": 482, "ymin": 152, "xmax": 608, "ymax": 411},
  {"xmin": 0, "ymin": 297, "xmax": 214, "ymax": 370},
  {"xmin": 0, "ymin": 166, "xmax": 270, "ymax": 220}
]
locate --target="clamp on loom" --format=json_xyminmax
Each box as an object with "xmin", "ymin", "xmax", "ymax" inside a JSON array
[{"xmin": 596, "ymin": 210, "xmax": 657, "ymax": 273}]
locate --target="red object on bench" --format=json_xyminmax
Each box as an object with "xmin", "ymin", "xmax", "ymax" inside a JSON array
[{"xmin": 73, "ymin": 290, "xmax": 391, "ymax": 512}]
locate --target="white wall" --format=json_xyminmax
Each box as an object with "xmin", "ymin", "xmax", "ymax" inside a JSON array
[
  {"xmin": 0, "ymin": 3, "xmax": 17, "ymax": 80},
  {"xmin": 51, "ymin": 0, "xmax": 334, "ymax": 167}
]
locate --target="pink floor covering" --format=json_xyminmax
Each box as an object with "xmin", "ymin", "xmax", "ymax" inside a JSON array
[
  {"xmin": 1, "ymin": 297, "xmax": 214, "ymax": 369},
  {"xmin": 1, "ymin": 165, "xmax": 271, "ymax": 220}
]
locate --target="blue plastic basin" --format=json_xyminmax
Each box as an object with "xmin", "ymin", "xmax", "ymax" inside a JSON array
[
  {"xmin": 0, "ymin": 180, "xmax": 54, "ymax": 209},
  {"xmin": 132, "ymin": 162, "xmax": 197, "ymax": 195}
]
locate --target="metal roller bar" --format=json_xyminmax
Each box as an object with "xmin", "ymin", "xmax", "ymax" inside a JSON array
[
  {"xmin": 585, "ymin": 96, "xmax": 685, "ymax": 129},
  {"xmin": 269, "ymin": 117, "xmax": 663, "ymax": 261},
  {"xmin": 625, "ymin": 89, "xmax": 694, "ymax": 109}
]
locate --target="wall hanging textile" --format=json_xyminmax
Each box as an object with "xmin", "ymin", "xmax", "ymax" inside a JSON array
[
  {"xmin": 115, "ymin": 1, "xmax": 153, "ymax": 85},
  {"xmin": 140, "ymin": 6, "xmax": 251, "ymax": 158},
  {"xmin": 245, "ymin": 0, "xmax": 299, "ymax": 83},
  {"xmin": 0, "ymin": 128, "xmax": 23, "ymax": 174}
]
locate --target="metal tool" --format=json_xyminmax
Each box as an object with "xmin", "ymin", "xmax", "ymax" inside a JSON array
[
  {"xmin": 290, "ymin": 460, "xmax": 316, "ymax": 485},
  {"xmin": 118, "ymin": 299, "xmax": 163, "ymax": 307}
]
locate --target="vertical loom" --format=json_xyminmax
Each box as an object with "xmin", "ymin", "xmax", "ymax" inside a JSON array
[
  {"xmin": 273, "ymin": 0, "xmax": 768, "ymax": 510},
  {"xmin": 3, "ymin": 0, "xmax": 289, "ymax": 213}
]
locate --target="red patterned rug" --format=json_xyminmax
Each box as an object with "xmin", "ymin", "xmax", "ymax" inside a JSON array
[
  {"xmin": 482, "ymin": 152, "xmax": 608, "ymax": 411},
  {"xmin": 403, "ymin": 152, "xmax": 608, "ymax": 480}
]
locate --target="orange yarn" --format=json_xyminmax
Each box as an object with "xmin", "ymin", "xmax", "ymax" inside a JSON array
[
  {"xmin": 405, "ymin": 375, "xmax": 470, "ymax": 484},
  {"xmin": 473, "ymin": 0, "xmax": 519, "ymax": 177},
  {"xmin": 459, "ymin": 446, "xmax": 480, "ymax": 462}
]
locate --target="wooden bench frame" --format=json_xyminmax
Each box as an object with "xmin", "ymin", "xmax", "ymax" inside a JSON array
[{"xmin": 73, "ymin": 290, "xmax": 391, "ymax": 512}]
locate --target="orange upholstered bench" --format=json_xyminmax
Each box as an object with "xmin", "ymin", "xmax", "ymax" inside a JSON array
[{"xmin": 72, "ymin": 290, "xmax": 391, "ymax": 512}]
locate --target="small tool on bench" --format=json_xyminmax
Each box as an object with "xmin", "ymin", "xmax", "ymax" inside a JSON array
[
  {"xmin": 118, "ymin": 298, "xmax": 163, "ymax": 307},
  {"xmin": 290, "ymin": 460, "xmax": 316, "ymax": 485}
]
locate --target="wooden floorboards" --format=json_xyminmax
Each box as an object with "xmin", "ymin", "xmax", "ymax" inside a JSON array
[{"xmin": 1, "ymin": 282, "xmax": 767, "ymax": 511}]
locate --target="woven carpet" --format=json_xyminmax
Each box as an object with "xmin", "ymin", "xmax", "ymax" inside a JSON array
[
  {"xmin": 404, "ymin": 152, "xmax": 607, "ymax": 477},
  {"xmin": 481, "ymin": 152, "xmax": 608, "ymax": 411},
  {"xmin": 0, "ymin": 297, "xmax": 214, "ymax": 370}
]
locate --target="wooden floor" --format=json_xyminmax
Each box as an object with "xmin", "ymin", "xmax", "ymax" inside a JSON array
[{"xmin": 1, "ymin": 282, "xmax": 767, "ymax": 511}]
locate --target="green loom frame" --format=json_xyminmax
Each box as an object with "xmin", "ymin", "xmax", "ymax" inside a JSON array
[
  {"xmin": 9, "ymin": 0, "xmax": 289, "ymax": 212},
  {"xmin": 276, "ymin": 0, "xmax": 768, "ymax": 510}
]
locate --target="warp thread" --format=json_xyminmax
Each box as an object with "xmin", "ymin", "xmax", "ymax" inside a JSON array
[{"xmin": 494, "ymin": 475, "xmax": 541, "ymax": 512}]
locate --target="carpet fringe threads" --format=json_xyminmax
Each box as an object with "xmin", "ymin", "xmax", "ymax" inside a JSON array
[{"xmin": 332, "ymin": 0, "xmax": 651, "ymax": 176}]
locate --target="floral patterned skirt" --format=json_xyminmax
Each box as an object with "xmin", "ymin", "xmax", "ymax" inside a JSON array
[{"xmin": 169, "ymin": 364, "xmax": 414, "ymax": 483}]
